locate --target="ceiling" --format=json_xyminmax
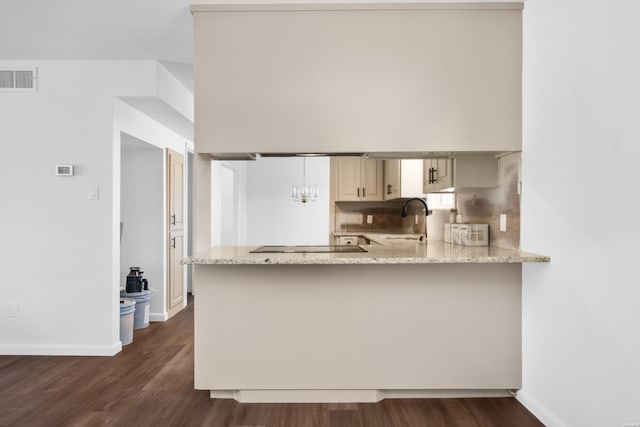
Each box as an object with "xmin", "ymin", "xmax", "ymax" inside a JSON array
[{"xmin": 0, "ymin": 0, "xmax": 193, "ymax": 63}]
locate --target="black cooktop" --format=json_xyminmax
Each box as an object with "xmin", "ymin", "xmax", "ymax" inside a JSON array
[{"xmin": 250, "ymin": 245, "xmax": 367, "ymax": 253}]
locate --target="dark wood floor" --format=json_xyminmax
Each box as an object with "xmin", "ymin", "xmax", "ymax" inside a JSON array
[{"xmin": 0, "ymin": 295, "xmax": 543, "ymax": 427}]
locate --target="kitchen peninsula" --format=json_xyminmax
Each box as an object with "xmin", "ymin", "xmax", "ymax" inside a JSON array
[
  {"xmin": 189, "ymin": 0, "xmax": 541, "ymax": 404},
  {"xmin": 185, "ymin": 243, "xmax": 548, "ymax": 402}
]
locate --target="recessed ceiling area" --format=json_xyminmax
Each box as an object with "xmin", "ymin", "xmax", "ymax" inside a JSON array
[{"xmin": 0, "ymin": 0, "xmax": 193, "ymax": 62}]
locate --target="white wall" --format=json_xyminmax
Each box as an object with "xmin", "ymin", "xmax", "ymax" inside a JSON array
[
  {"xmin": 211, "ymin": 161, "xmax": 248, "ymax": 246},
  {"xmin": 211, "ymin": 157, "xmax": 329, "ymax": 246},
  {"xmin": 120, "ymin": 135, "xmax": 164, "ymax": 319},
  {"xmin": 0, "ymin": 61, "xmax": 156, "ymax": 355},
  {"xmin": 520, "ymin": 1, "xmax": 640, "ymax": 425},
  {"xmin": 0, "ymin": 60, "xmax": 193, "ymax": 355},
  {"xmin": 246, "ymin": 157, "xmax": 330, "ymax": 246}
]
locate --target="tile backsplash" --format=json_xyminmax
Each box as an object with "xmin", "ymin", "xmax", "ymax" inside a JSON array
[
  {"xmin": 335, "ymin": 200, "xmax": 426, "ymax": 234},
  {"xmin": 455, "ymin": 152, "xmax": 521, "ymax": 250}
]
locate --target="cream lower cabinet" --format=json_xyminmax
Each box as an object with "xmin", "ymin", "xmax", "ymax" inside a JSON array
[{"xmin": 335, "ymin": 157, "xmax": 383, "ymax": 201}]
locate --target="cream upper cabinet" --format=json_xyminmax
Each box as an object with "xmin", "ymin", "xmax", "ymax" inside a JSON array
[
  {"xmin": 383, "ymin": 159, "xmax": 426, "ymax": 200},
  {"xmin": 336, "ymin": 157, "xmax": 383, "ymax": 201},
  {"xmin": 423, "ymin": 159, "xmax": 453, "ymax": 193},
  {"xmin": 423, "ymin": 156, "xmax": 499, "ymax": 193},
  {"xmin": 193, "ymin": 4, "xmax": 522, "ymax": 155},
  {"xmin": 383, "ymin": 160, "xmax": 401, "ymax": 200}
]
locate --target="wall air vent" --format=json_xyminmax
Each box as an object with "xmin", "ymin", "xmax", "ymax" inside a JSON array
[{"xmin": 0, "ymin": 68, "xmax": 37, "ymax": 92}]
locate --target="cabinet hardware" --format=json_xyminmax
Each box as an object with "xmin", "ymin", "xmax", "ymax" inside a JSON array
[
  {"xmin": 357, "ymin": 187, "xmax": 360, "ymax": 197},
  {"xmin": 428, "ymin": 167, "xmax": 434, "ymax": 184},
  {"xmin": 363, "ymin": 187, "xmax": 366, "ymax": 197},
  {"xmin": 433, "ymin": 168, "xmax": 438, "ymax": 183},
  {"xmin": 171, "ymin": 237, "xmax": 176, "ymax": 248},
  {"xmin": 171, "ymin": 214, "xmax": 176, "ymax": 226},
  {"xmin": 387, "ymin": 184, "xmax": 393, "ymax": 194}
]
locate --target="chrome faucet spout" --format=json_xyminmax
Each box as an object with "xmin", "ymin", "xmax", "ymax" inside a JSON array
[{"xmin": 400, "ymin": 198, "xmax": 430, "ymax": 240}]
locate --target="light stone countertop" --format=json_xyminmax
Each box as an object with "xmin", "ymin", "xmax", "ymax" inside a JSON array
[{"xmin": 184, "ymin": 241, "xmax": 550, "ymax": 265}]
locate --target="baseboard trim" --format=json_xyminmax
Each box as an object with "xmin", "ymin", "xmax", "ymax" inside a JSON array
[
  {"xmin": 215, "ymin": 389, "xmax": 381, "ymax": 403},
  {"xmin": 149, "ymin": 312, "xmax": 168, "ymax": 322},
  {"xmin": 517, "ymin": 389, "xmax": 566, "ymax": 427},
  {"xmin": 209, "ymin": 389, "xmax": 515, "ymax": 403},
  {"xmin": 381, "ymin": 389, "xmax": 514, "ymax": 399},
  {"xmin": 0, "ymin": 341, "xmax": 122, "ymax": 356}
]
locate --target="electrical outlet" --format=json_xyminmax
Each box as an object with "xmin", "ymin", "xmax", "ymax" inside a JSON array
[
  {"xmin": 367, "ymin": 215, "xmax": 373, "ymax": 224},
  {"xmin": 8, "ymin": 302, "xmax": 18, "ymax": 318},
  {"xmin": 499, "ymin": 214, "xmax": 507, "ymax": 232}
]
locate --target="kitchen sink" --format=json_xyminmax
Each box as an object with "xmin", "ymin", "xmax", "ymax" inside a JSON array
[
  {"xmin": 366, "ymin": 234, "xmax": 424, "ymax": 245},
  {"xmin": 251, "ymin": 245, "xmax": 367, "ymax": 253}
]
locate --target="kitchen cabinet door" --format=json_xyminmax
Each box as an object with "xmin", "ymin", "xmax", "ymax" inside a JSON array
[
  {"xmin": 336, "ymin": 157, "xmax": 383, "ymax": 201},
  {"xmin": 383, "ymin": 159, "xmax": 401, "ymax": 200},
  {"xmin": 423, "ymin": 156, "xmax": 498, "ymax": 193},
  {"xmin": 361, "ymin": 159, "xmax": 383, "ymax": 201},
  {"xmin": 384, "ymin": 159, "xmax": 426, "ymax": 200},
  {"xmin": 423, "ymin": 159, "xmax": 453, "ymax": 192},
  {"xmin": 337, "ymin": 157, "xmax": 362, "ymax": 201}
]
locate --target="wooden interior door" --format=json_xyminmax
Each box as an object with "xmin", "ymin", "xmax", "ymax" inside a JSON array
[{"xmin": 167, "ymin": 149, "xmax": 185, "ymax": 317}]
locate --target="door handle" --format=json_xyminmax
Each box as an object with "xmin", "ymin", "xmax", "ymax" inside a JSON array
[
  {"xmin": 171, "ymin": 237, "xmax": 176, "ymax": 249},
  {"xmin": 171, "ymin": 214, "xmax": 176, "ymax": 226}
]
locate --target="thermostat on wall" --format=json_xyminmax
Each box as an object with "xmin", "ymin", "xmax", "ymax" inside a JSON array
[{"xmin": 55, "ymin": 165, "xmax": 74, "ymax": 176}]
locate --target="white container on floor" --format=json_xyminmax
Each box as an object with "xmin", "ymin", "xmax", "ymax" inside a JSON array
[{"xmin": 119, "ymin": 298, "xmax": 136, "ymax": 345}]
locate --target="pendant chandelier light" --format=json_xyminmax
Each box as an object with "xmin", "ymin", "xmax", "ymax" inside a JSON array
[{"xmin": 290, "ymin": 157, "xmax": 318, "ymax": 203}]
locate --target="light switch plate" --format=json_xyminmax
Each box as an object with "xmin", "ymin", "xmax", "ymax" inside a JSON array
[
  {"xmin": 8, "ymin": 302, "xmax": 18, "ymax": 318},
  {"xmin": 88, "ymin": 185, "xmax": 99, "ymax": 200},
  {"xmin": 366, "ymin": 215, "xmax": 373, "ymax": 224},
  {"xmin": 499, "ymin": 214, "xmax": 507, "ymax": 232}
]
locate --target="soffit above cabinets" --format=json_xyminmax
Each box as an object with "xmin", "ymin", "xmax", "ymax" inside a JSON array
[{"xmin": 193, "ymin": 2, "xmax": 522, "ymax": 155}]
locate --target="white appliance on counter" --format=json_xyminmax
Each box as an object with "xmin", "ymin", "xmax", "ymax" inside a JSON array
[
  {"xmin": 444, "ymin": 223, "xmax": 452, "ymax": 243},
  {"xmin": 448, "ymin": 223, "xmax": 489, "ymax": 247}
]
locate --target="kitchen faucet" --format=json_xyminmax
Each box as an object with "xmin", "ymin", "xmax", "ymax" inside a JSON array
[{"xmin": 401, "ymin": 197, "xmax": 430, "ymax": 241}]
